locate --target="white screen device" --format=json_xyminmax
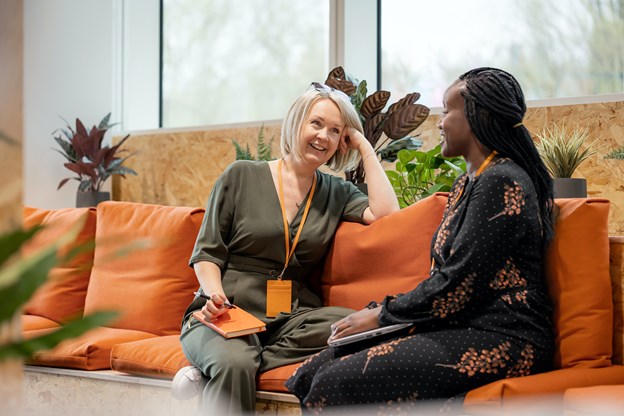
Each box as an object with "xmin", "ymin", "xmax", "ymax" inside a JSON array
[{"xmin": 328, "ymin": 323, "xmax": 413, "ymax": 347}]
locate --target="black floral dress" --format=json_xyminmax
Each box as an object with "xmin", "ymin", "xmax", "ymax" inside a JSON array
[{"xmin": 285, "ymin": 157, "xmax": 554, "ymax": 414}]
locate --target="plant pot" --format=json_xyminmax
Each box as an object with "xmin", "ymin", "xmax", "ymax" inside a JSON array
[
  {"xmin": 554, "ymin": 178, "xmax": 587, "ymax": 199},
  {"xmin": 76, "ymin": 191, "xmax": 110, "ymax": 207}
]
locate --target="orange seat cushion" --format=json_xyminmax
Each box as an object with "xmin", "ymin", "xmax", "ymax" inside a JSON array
[
  {"xmin": 22, "ymin": 206, "xmax": 97, "ymax": 323},
  {"xmin": 21, "ymin": 314, "xmax": 61, "ymax": 331},
  {"xmin": 321, "ymin": 193, "xmax": 447, "ymax": 310},
  {"xmin": 25, "ymin": 326, "xmax": 156, "ymax": 370},
  {"xmin": 257, "ymin": 363, "xmax": 302, "ymax": 392},
  {"xmin": 83, "ymin": 202, "xmax": 204, "ymax": 336},
  {"xmin": 112, "ymin": 335, "xmax": 301, "ymax": 390},
  {"xmin": 546, "ymin": 198, "xmax": 613, "ymax": 369},
  {"xmin": 110, "ymin": 335, "xmax": 190, "ymax": 379},
  {"xmin": 464, "ymin": 366, "xmax": 624, "ymax": 415},
  {"xmin": 563, "ymin": 384, "xmax": 624, "ymax": 415}
]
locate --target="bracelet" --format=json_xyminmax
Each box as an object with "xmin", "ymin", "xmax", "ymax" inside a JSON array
[{"xmin": 362, "ymin": 153, "xmax": 376, "ymax": 163}]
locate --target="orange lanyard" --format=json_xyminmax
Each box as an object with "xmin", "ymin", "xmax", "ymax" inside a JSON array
[
  {"xmin": 430, "ymin": 150, "xmax": 497, "ymax": 271},
  {"xmin": 277, "ymin": 159, "xmax": 317, "ymax": 280},
  {"xmin": 475, "ymin": 150, "xmax": 497, "ymax": 177},
  {"xmin": 449, "ymin": 150, "xmax": 498, "ymax": 207}
]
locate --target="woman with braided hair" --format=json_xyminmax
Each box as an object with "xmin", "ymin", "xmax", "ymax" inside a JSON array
[{"xmin": 286, "ymin": 68, "xmax": 555, "ymax": 413}]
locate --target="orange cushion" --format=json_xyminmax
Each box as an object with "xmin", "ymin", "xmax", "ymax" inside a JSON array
[
  {"xmin": 546, "ymin": 198, "xmax": 612, "ymax": 369},
  {"xmin": 257, "ymin": 363, "xmax": 302, "ymax": 392},
  {"xmin": 321, "ymin": 193, "xmax": 447, "ymax": 310},
  {"xmin": 563, "ymin": 384, "xmax": 624, "ymax": 415},
  {"xmin": 22, "ymin": 206, "xmax": 97, "ymax": 323},
  {"xmin": 609, "ymin": 236, "xmax": 624, "ymax": 366},
  {"xmin": 464, "ymin": 366, "xmax": 624, "ymax": 415},
  {"xmin": 83, "ymin": 202, "xmax": 204, "ymax": 336},
  {"xmin": 112, "ymin": 334, "xmax": 302, "ymax": 389},
  {"xmin": 24, "ymin": 326, "xmax": 156, "ymax": 370},
  {"xmin": 110, "ymin": 335, "xmax": 190, "ymax": 379},
  {"xmin": 21, "ymin": 314, "xmax": 61, "ymax": 331}
]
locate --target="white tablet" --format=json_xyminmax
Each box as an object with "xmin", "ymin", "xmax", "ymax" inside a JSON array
[{"xmin": 328, "ymin": 323, "xmax": 413, "ymax": 347}]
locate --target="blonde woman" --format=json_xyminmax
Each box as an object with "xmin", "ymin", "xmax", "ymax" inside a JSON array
[{"xmin": 173, "ymin": 83, "xmax": 399, "ymax": 414}]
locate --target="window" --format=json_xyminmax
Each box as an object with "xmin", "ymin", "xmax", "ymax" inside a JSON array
[
  {"xmin": 381, "ymin": 0, "xmax": 624, "ymax": 108},
  {"xmin": 162, "ymin": 0, "xmax": 330, "ymax": 127}
]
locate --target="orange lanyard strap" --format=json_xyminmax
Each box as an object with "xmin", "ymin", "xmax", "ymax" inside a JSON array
[
  {"xmin": 277, "ymin": 159, "xmax": 317, "ymax": 280},
  {"xmin": 475, "ymin": 150, "xmax": 497, "ymax": 177},
  {"xmin": 430, "ymin": 150, "xmax": 497, "ymax": 272}
]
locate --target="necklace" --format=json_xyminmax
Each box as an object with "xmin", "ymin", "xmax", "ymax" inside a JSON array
[{"xmin": 283, "ymin": 159, "xmax": 307, "ymax": 208}]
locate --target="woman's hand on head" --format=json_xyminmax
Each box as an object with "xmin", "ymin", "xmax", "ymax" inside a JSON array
[
  {"xmin": 200, "ymin": 292, "xmax": 231, "ymax": 321},
  {"xmin": 340, "ymin": 127, "xmax": 368, "ymax": 155},
  {"xmin": 328, "ymin": 306, "xmax": 382, "ymax": 342}
]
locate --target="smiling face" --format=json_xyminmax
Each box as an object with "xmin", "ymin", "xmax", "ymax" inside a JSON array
[
  {"xmin": 437, "ymin": 81, "xmax": 478, "ymax": 158},
  {"xmin": 298, "ymin": 98, "xmax": 345, "ymax": 166}
]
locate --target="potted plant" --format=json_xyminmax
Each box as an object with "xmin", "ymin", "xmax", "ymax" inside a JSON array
[
  {"xmin": 322, "ymin": 67, "xmax": 430, "ymax": 185},
  {"xmin": 605, "ymin": 145, "xmax": 624, "ymax": 160},
  {"xmin": 385, "ymin": 145, "xmax": 466, "ymax": 208},
  {"xmin": 53, "ymin": 113, "xmax": 137, "ymax": 207},
  {"xmin": 232, "ymin": 124, "xmax": 275, "ymax": 161},
  {"xmin": 535, "ymin": 124, "xmax": 597, "ymax": 198}
]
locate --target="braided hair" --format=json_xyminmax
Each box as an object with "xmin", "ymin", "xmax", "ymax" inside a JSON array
[{"xmin": 458, "ymin": 67, "xmax": 555, "ymax": 246}]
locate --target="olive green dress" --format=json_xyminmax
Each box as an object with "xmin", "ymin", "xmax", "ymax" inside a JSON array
[{"xmin": 180, "ymin": 160, "xmax": 368, "ymax": 414}]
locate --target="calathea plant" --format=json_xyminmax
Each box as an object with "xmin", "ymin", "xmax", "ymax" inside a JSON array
[
  {"xmin": 53, "ymin": 113, "xmax": 137, "ymax": 192},
  {"xmin": 322, "ymin": 67, "xmax": 431, "ymax": 184}
]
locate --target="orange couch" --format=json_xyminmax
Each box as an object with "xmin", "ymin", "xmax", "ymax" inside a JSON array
[{"xmin": 22, "ymin": 196, "xmax": 624, "ymax": 414}]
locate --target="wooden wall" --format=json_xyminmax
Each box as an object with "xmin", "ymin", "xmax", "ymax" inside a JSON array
[
  {"xmin": 0, "ymin": 0, "xmax": 24, "ymax": 412},
  {"xmin": 114, "ymin": 100, "xmax": 624, "ymax": 235},
  {"xmin": 113, "ymin": 122, "xmax": 283, "ymax": 207}
]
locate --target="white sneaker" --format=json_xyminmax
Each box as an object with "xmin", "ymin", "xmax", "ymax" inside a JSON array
[{"xmin": 172, "ymin": 365, "xmax": 206, "ymax": 400}]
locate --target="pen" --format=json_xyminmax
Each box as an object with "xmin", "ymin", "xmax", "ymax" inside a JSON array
[{"xmin": 193, "ymin": 291, "xmax": 236, "ymax": 309}]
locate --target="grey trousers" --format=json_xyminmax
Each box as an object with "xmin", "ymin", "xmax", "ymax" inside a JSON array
[{"xmin": 179, "ymin": 306, "xmax": 353, "ymax": 415}]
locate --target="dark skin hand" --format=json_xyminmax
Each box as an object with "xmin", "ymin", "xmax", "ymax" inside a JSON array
[{"xmin": 328, "ymin": 306, "xmax": 382, "ymax": 342}]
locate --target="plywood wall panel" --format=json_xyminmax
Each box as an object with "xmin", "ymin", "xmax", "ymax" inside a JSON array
[
  {"xmin": 113, "ymin": 123, "xmax": 282, "ymax": 207},
  {"xmin": 114, "ymin": 102, "xmax": 624, "ymax": 235}
]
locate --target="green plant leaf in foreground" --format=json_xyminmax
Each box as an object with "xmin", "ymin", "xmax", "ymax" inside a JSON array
[
  {"xmin": 0, "ymin": 218, "xmax": 87, "ymax": 323},
  {"xmin": 0, "ymin": 226, "xmax": 42, "ymax": 266},
  {"xmin": 0, "ymin": 214, "xmax": 119, "ymax": 362},
  {"xmin": 0, "ymin": 311, "xmax": 117, "ymax": 360}
]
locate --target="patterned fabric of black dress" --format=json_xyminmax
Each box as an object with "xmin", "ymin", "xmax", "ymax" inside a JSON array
[{"xmin": 285, "ymin": 157, "xmax": 555, "ymax": 414}]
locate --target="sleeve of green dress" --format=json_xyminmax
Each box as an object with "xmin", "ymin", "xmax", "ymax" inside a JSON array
[
  {"xmin": 339, "ymin": 180, "xmax": 369, "ymax": 224},
  {"xmin": 188, "ymin": 165, "xmax": 236, "ymax": 270},
  {"xmin": 378, "ymin": 169, "xmax": 537, "ymax": 329}
]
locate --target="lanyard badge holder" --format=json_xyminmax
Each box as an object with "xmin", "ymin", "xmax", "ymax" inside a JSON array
[{"xmin": 266, "ymin": 160, "xmax": 317, "ymax": 318}]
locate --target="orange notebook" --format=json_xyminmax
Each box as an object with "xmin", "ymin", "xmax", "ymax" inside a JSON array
[{"xmin": 192, "ymin": 308, "xmax": 266, "ymax": 338}]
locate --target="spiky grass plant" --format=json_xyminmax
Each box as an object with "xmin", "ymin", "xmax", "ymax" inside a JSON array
[
  {"xmin": 535, "ymin": 124, "xmax": 597, "ymax": 178},
  {"xmin": 605, "ymin": 146, "xmax": 624, "ymax": 160}
]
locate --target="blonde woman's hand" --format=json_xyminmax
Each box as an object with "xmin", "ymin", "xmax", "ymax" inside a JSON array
[
  {"xmin": 340, "ymin": 127, "xmax": 368, "ymax": 155},
  {"xmin": 200, "ymin": 292, "xmax": 231, "ymax": 321}
]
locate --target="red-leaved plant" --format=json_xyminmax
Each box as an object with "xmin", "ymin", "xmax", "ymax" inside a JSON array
[{"xmin": 53, "ymin": 113, "xmax": 137, "ymax": 192}]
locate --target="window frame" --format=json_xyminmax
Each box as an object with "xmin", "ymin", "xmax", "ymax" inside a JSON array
[{"xmin": 114, "ymin": 0, "xmax": 623, "ymax": 131}]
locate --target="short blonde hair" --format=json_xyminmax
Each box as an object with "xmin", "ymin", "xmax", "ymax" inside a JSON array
[{"xmin": 280, "ymin": 85, "xmax": 364, "ymax": 172}]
